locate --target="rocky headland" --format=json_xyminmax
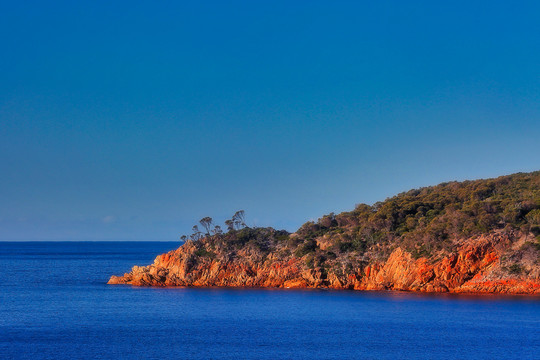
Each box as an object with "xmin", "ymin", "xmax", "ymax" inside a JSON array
[{"xmin": 109, "ymin": 171, "xmax": 540, "ymax": 294}]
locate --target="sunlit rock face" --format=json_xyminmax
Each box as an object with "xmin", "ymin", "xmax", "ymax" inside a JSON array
[
  {"xmin": 108, "ymin": 231, "xmax": 540, "ymax": 294},
  {"xmin": 109, "ymin": 171, "xmax": 540, "ymax": 294}
]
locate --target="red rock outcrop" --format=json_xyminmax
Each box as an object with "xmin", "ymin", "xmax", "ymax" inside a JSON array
[{"xmin": 108, "ymin": 232, "xmax": 540, "ymax": 294}]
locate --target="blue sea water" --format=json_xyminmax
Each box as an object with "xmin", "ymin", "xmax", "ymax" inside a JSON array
[{"xmin": 0, "ymin": 242, "xmax": 539, "ymax": 360}]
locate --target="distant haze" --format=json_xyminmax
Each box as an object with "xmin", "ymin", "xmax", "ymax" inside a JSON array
[{"xmin": 1, "ymin": 1, "xmax": 539, "ymax": 240}]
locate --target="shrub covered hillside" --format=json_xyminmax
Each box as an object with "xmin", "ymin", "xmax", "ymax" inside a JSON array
[
  {"xmin": 291, "ymin": 170, "xmax": 539, "ymax": 270},
  {"xmin": 110, "ymin": 171, "xmax": 540, "ymax": 293}
]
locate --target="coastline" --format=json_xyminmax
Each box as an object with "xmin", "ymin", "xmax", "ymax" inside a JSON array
[{"xmin": 108, "ymin": 233, "xmax": 540, "ymax": 295}]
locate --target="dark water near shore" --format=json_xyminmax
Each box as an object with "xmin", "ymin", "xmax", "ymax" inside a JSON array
[{"xmin": 1, "ymin": 242, "xmax": 539, "ymax": 360}]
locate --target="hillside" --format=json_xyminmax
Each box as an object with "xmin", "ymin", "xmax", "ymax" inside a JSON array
[{"xmin": 109, "ymin": 171, "xmax": 540, "ymax": 294}]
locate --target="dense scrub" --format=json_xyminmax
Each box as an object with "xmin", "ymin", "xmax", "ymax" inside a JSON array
[
  {"xmin": 299, "ymin": 171, "xmax": 538, "ymax": 251},
  {"xmin": 188, "ymin": 171, "xmax": 540, "ymax": 277}
]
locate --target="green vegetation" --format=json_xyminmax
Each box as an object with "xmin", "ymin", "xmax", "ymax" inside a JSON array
[
  {"xmin": 505, "ymin": 264, "xmax": 524, "ymax": 275},
  {"xmin": 181, "ymin": 171, "xmax": 540, "ymax": 274},
  {"xmin": 194, "ymin": 248, "xmax": 216, "ymax": 259},
  {"xmin": 294, "ymin": 239, "xmax": 318, "ymax": 257},
  {"xmin": 305, "ymin": 171, "xmax": 540, "ymax": 256}
]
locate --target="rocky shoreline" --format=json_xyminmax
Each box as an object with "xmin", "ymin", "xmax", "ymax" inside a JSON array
[
  {"xmin": 108, "ymin": 231, "xmax": 540, "ymax": 294},
  {"xmin": 109, "ymin": 171, "xmax": 540, "ymax": 294}
]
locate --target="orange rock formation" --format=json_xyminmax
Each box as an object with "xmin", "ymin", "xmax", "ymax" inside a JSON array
[{"xmin": 108, "ymin": 232, "xmax": 540, "ymax": 294}]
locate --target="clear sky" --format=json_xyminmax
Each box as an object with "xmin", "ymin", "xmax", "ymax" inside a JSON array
[{"xmin": 1, "ymin": 1, "xmax": 539, "ymax": 241}]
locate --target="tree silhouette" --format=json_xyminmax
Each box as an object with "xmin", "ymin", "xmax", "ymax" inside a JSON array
[
  {"xmin": 225, "ymin": 219, "xmax": 235, "ymax": 232},
  {"xmin": 212, "ymin": 225, "xmax": 223, "ymax": 236},
  {"xmin": 233, "ymin": 210, "xmax": 246, "ymax": 230},
  {"xmin": 191, "ymin": 225, "xmax": 202, "ymax": 240},
  {"xmin": 199, "ymin": 217, "xmax": 213, "ymax": 235}
]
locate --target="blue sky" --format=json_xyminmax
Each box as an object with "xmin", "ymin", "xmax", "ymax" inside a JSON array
[{"xmin": 1, "ymin": 1, "xmax": 539, "ymax": 240}]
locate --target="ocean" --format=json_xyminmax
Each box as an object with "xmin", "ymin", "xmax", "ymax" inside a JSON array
[{"xmin": 0, "ymin": 241, "xmax": 538, "ymax": 360}]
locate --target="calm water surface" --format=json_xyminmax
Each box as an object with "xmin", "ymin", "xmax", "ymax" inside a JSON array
[{"xmin": 0, "ymin": 241, "xmax": 539, "ymax": 360}]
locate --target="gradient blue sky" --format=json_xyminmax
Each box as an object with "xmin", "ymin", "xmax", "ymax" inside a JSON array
[{"xmin": 1, "ymin": 1, "xmax": 539, "ymax": 240}]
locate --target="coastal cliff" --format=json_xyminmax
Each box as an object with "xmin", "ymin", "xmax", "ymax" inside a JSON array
[{"xmin": 109, "ymin": 171, "xmax": 540, "ymax": 294}]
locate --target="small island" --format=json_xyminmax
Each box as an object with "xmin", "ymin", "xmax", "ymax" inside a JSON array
[{"xmin": 109, "ymin": 171, "xmax": 540, "ymax": 294}]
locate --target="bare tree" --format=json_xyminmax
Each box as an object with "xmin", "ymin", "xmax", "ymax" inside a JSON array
[
  {"xmin": 233, "ymin": 210, "xmax": 246, "ymax": 229},
  {"xmin": 212, "ymin": 225, "xmax": 223, "ymax": 236},
  {"xmin": 225, "ymin": 219, "xmax": 235, "ymax": 232},
  {"xmin": 180, "ymin": 235, "xmax": 187, "ymax": 243},
  {"xmin": 191, "ymin": 225, "xmax": 202, "ymax": 241},
  {"xmin": 199, "ymin": 217, "xmax": 213, "ymax": 235}
]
